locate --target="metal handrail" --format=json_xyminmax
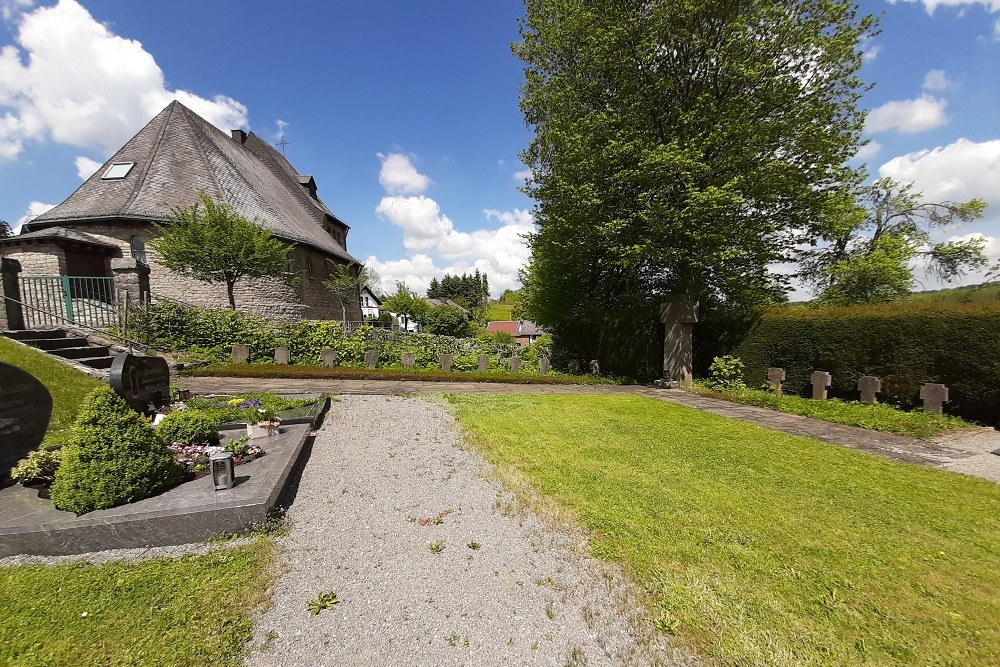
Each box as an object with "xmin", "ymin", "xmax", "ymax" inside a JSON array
[{"xmin": 2, "ymin": 294, "xmax": 161, "ymax": 355}]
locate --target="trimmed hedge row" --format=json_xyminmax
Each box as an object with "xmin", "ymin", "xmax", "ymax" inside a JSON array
[
  {"xmin": 125, "ymin": 301, "xmax": 548, "ymax": 372},
  {"xmin": 733, "ymin": 302, "xmax": 1000, "ymax": 425}
]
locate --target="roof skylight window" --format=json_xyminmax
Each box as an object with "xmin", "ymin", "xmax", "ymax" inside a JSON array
[{"xmin": 101, "ymin": 162, "xmax": 135, "ymax": 180}]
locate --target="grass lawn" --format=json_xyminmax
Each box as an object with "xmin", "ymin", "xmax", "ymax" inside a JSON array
[
  {"xmin": 0, "ymin": 336, "xmax": 103, "ymax": 445},
  {"xmin": 690, "ymin": 384, "xmax": 975, "ymax": 438},
  {"xmin": 187, "ymin": 362, "xmax": 621, "ymax": 385},
  {"xmin": 446, "ymin": 393, "xmax": 1000, "ymax": 667},
  {"xmin": 484, "ymin": 303, "xmax": 515, "ymax": 321},
  {"xmin": 0, "ymin": 539, "xmax": 276, "ymax": 667}
]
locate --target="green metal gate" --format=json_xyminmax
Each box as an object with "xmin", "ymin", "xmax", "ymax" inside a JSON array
[{"xmin": 18, "ymin": 275, "xmax": 118, "ymax": 329}]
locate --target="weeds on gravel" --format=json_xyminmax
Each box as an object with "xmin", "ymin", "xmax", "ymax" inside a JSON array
[
  {"xmin": 444, "ymin": 631, "xmax": 469, "ymax": 647},
  {"xmin": 428, "ymin": 541, "xmax": 445, "ymax": 554},
  {"xmin": 449, "ymin": 393, "xmax": 1000, "ymax": 667},
  {"xmin": 467, "ymin": 541, "xmax": 481, "ymax": 550},
  {"xmin": 306, "ymin": 591, "xmax": 340, "ymax": 616},
  {"xmin": 209, "ymin": 508, "xmax": 288, "ymax": 543},
  {"xmin": 418, "ymin": 509, "xmax": 454, "ymax": 526}
]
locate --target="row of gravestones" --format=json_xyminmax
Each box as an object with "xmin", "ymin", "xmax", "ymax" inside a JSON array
[
  {"xmin": 233, "ymin": 345, "xmax": 552, "ymax": 375},
  {"xmin": 767, "ymin": 368, "xmax": 950, "ymax": 414}
]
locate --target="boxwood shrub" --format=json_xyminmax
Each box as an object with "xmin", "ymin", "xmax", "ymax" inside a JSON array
[
  {"xmin": 50, "ymin": 388, "xmax": 182, "ymax": 514},
  {"xmin": 157, "ymin": 410, "xmax": 220, "ymax": 445},
  {"xmin": 733, "ymin": 302, "xmax": 1000, "ymax": 425}
]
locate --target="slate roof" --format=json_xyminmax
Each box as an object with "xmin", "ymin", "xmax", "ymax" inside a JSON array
[
  {"xmin": 29, "ymin": 101, "xmax": 358, "ymax": 263},
  {"xmin": 0, "ymin": 227, "xmax": 117, "ymax": 251}
]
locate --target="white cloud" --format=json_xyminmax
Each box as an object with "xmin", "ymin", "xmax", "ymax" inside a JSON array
[
  {"xmin": 0, "ymin": 0, "xmax": 248, "ymax": 162},
  {"xmin": 0, "ymin": 0, "xmax": 33, "ymax": 22},
  {"xmin": 13, "ymin": 200, "xmax": 54, "ymax": 231},
  {"xmin": 865, "ymin": 95, "xmax": 948, "ymax": 134},
  {"xmin": 377, "ymin": 152, "xmax": 431, "ymax": 195},
  {"xmin": 862, "ymin": 44, "xmax": 882, "ymax": 62},
  {"xmin": 855, "ymin": 140, "xmax": 883, "ymax": 161},
  {"xmin": 922, "ymin": 69, "xmax": 954, "ymax": 91},
  {"xmin": 887, "ymin": 0, "xmax": 1000, "ymax": 13},
  {"xmin": 879, "ymin": 138, "xmax": 1000, "ymax": 205},
  {"xmin": 74, "ymin": 155, "xmax": 100, "ymax": 179},
  {"xmin": 513, "ymin": 169, "xmax": 531, "ymax": 183},
  {"xmin": 994, "ymin": 17, "xmax": 1000, "ymax": 39},
  {"xmin": 272, "ymin": 118, "xmax": 289, "ymax": 142}
]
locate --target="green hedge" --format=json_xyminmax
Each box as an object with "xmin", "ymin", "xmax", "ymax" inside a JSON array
[
  {"xmin": 733, "ymin": 302, "xmax": 1000, "ymax": 425},
  {"xmin": 125, "ymin": 301, "xmax": 548, "ymax": 371}
]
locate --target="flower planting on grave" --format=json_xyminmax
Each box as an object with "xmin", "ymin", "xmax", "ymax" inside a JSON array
[{"xmin": 50, "ymin": 388, "xmax": 183, "ymax": 514}]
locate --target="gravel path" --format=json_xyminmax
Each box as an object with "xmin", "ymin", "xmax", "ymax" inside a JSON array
[{"xmin": 245, "ymin": 395, "xmax": 692, "ymax": 667}]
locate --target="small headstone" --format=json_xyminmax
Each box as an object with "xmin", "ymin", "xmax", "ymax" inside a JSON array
[
  {"xmin": 364, "ymin": 350, "xmax": 379, "ymax": 368},
  {"xmin": 0, "ymin": 362, "xmax": 53, "ymax": 476},
  {"xmin": 274, "ymin": 346, "xmax": 289, "ymax": 365},
  {"xmin": 109, "ymin": 353, "xmax": 170, "ymax": 413},
  {"xmin": 440, "ymin": 354, "xmax": 454, "ymax": 373},
  {"xmin": 858, "ymin": 375, "xmax": 881, "ymax": 404},
  {"xmin": 767, "ymin": 368, "xmax": 785, "ymax": 394},
  {"xmin": 320, "ymin": 349, "xmax": 337, "ymax": 367},
  {"xmin": 539, "ymin": 356, "xmax": 550, "ymax": 375},
  {"xmin": 567, "ymin": 359, "xmax": 581, "ymax": 374},
  {"xmin": 476, "ymin": 355, "xmax": 489, "ymax": 373},
  {"xmin": 919, "ymin": 383, "xmax": 949, "ymax": 414},
  {"xmin": 232, "ymin": 344, "xmax": 250, "ymax": 363},
  {"xmin": 510, "ymin": 357, "xmax": 522, "ymax": 373},
  {"xmin": 589, "ymin": 359, "xmax": 600, "ymax": 375},
  {"xmin": 810, "ymin": 371, "xmax": 832, "ymax": 400},
  {"xmin": 402, "ymin": 352, "xmax": 416, "ymax": 369}
]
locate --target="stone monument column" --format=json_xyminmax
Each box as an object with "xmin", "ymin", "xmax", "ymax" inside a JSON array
[
  {"xmin": 1, "ymin": 258, "xmax": 24, "ymax": 330},
  {"xmin": 656, "ymin": 296, "xmax": 698, "ymax": 388}
]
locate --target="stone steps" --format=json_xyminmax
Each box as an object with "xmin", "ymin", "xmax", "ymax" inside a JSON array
[{"xmin": 1, "ymin": 328, "xmax": 118, "ymax": 376}]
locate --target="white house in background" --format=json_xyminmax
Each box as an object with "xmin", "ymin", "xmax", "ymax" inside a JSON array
[
  {"xmin": 360, "ymin": 286, "xmax": 382, "ymax": 319},
  {"xmin": 390, "ymin": 312, "xmax": 421, "ymax": 333}
]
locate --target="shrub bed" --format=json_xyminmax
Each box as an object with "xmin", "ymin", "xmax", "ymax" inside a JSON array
[{"xmin": 733, "ymin": 302, "xmax": 1000, "ymax": 425}]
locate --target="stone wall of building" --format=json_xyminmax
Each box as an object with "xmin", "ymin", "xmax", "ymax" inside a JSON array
[
  {"xmin": 0, "ymin": 244, "xmax": 67, "ymax": 276},
  {"xmin": 56, "ymin": 220, "xmax": 360, "ymax": 321}
]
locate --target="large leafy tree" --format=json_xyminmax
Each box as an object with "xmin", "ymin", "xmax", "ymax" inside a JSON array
[
  {"xmin": 381, "ymin": 281, "xmax": 429, "ymax": 330},
  {"xmin": 516, "ymin": 0, "xmax": 877, "ymax": 374},
  {"xmin": 800, "ymin": 177, "xmax": 987, "ymax": 305},
  {"xmin": 150, "ymin": 193, "xmax": 292, "ymax": 309}
]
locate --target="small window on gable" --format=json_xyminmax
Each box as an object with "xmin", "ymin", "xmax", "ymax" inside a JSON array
[
  {"xmin": 129, "ymin": 235, "xmax": 147, "ymax": 265},
  {"xmin": 306, "ymin": 256, "xmax": 315, "ymax": 279},
  {"xmin": 102, "ymin": 162, "xmax": 135, "ymax": 180}
]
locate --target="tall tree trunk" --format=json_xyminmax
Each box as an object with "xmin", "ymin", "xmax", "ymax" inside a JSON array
[
  {"xmin": 227, "ymin": 281, "xmax": 236, "ymax": 310},
  {"xmin": 341, "ymin": 300, "xmax": 347, "ymax": 323}
]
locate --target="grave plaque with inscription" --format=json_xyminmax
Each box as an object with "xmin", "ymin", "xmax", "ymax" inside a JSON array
[
  {"xmin": 0, "ymin": 362, "xmax": 52, "ymax": 475},
  {"xmin": 477, "ymin": 355, "xmax": 489, "ymax": 373},
  {"xmin": 109, "ymin": 353, "xmax": 170, "ymax": 413}
]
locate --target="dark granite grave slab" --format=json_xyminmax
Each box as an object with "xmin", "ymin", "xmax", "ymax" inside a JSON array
[{"xmin": 0, "ymin": 422, "xmax": 312, "ymax": 557}]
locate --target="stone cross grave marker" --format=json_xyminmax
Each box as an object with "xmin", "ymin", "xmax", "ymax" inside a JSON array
[
  {"xmin": 510, "ymin": 357, "xmax": 522, "ymax": 374},
  {"xmin": 402, "ymin": 352, "xmax": 416, "ymax": 369},
  {"xmin": 858, "ymin": 375, "xmax": 881, "ymax": 404},
  {"xmin": 767, "ymin": 368, "xmax": 786, "ymax": 394},
  {"xmin": 109, "ymin": 353, "xmax": 170, "ymax": 414},
  {"xmin": 810, "ymin": 371, "xmax": 832, "ymax": 400},
  {"xmin": 0, "ymin": 362, "xmax": 52, "ymax": 477},
  {"xmin": 589, "ymin": 359, "xmax": 600, "ymax": 375},
  {"xmin": 364, "ymin": 350, "xmax": 379, "ymax": 368},
  {"xmin": 539, "ymin": 356, "xmax": 550, "ymax": 375},
  {"xmin": 659, "ymin": 296, "xmax": 699, "ymax": 388},
  {"xmin": 320, "ymin": 349, "xmax": 337, "ymax": 367},
  {"xmin": 440, "ymin": 354, "xmax": 454, "ymax": 373},
  {"xmin": 477, "ymin": 355, "xmax": 489, "ymax": 373},
  {"xmin": 567, "ymin": 359, "xmax": 580, "ymax": 374},
  {"xmin": 274, "ymin": 346, "xmax": 290, "ymax": 365},
  {"xmin": 232, "ymin": 344, "xmax": 249, "ymax": 363},
  {"xmin": 920, "ymin": 383, "xmax": 949, "ymax": 414}
]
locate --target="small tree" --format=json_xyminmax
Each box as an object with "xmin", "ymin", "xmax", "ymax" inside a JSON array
[
  {"xmin": 149, "ymin": 193, "xmax": 292, "ymax": 310},
  {"xmin": 422, "ymin": 305, "xmax": 472, "ymax": 337},
  {"xmin": 0, "ymin": 219, "xmax": 12, "ymax": 238},
  {"xmin": 382, "ymin": 282, "xmax": 428, "ymax": 331},
  {"xmin": 324, "ymin": 262, "xmax": 370, "ymax": 322},
  {"xmin": 800, "ymin": 178, "xmax": 988, "ymax": 305}
]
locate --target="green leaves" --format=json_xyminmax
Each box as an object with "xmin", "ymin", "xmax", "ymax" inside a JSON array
[{"xmin": 149, "ymin": 192, "xmax": 292, "ymax": 309}]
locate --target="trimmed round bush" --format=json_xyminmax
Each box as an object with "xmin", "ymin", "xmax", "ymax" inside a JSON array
[
  {"xmin": 50, "ymin": 387, "xmax": 182, "ymax": 514},
  {"xmin": 157, "ymin": 409, "xmax": 220, "ymax": 445}
]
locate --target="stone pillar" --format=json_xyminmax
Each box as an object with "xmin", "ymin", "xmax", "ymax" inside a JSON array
[
  {"xmin": 657, "ymin": 296, "xmax": 698, "ymax": 388},
  {"xmin": 1, "ymin": 258, "xmax": 24, "ymax": 330},
  {"xmin": 111, "ymin": 258, "xmax": 151, "ymax": 305}
]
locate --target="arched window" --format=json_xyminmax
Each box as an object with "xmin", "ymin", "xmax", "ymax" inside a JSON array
[{"xmin": 129, "ymin": 235, "xmax": 147, "ymax": 265}]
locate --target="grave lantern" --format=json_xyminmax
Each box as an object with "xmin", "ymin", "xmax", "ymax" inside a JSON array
[{"xmin": 210, "ymin": 451, "xmax": 235, "ymax": 491}]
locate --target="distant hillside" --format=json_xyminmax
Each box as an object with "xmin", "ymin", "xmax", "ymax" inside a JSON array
[{"xmin": 907, "ymin": 282, "xmax": 1000, "ymax": 303}]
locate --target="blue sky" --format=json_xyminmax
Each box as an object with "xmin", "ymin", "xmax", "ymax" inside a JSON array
[{"xmin": 0, "ymin": 0, "xmax": 998, "ymax": 297}]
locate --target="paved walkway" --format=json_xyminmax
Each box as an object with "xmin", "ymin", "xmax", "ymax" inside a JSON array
[{"xmin": 185, "ymin": 377, "xmax": 1000, "ymax": 484}]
